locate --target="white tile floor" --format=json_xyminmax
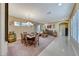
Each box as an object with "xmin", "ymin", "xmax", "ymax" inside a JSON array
[
  {"xmin": 39, "ymin": 36, "xmax": 76, "ymax": 56},
  {"xmin": 8, "ymin": 36, "xmax": 78, "ymax": 56},
  {"xmin": 8, "ymin": 36, "xmax": 55, "ymax": 56}
]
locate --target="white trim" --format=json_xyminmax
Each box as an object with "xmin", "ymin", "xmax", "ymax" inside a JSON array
[{"xmin": 0, "ymin": 3, "xmax": 8, "ymax": 56}]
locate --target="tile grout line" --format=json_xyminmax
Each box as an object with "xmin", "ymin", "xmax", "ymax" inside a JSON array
[{"xmin": 70, "ymin": 42, "xmax": 78, "ymax": 56}]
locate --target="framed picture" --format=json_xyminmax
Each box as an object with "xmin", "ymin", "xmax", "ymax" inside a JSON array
[{"xmin": 47, "ymin": 24, "xmax": 51, "ymax": 28}]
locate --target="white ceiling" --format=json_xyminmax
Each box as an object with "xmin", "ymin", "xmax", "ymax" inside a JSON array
[{"xmin": 9, "ymin": 3, "xmax": 74, "ymax": 23}]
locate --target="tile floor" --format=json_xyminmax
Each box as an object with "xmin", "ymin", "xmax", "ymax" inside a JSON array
[
  {"xmin": 8, "ymin": 35, "xmax": 55, "ymax": 56},
  {"xmin": 8, "ymin": 36, "xmax": 77, "ymax": 56},
  {"xmin": 39, "ymin": 36, "xmax": 76, "ymax": 56}
]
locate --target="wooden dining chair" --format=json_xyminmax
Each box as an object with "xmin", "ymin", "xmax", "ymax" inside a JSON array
[
  {"xmin": 24, "ymin": 33, "xmax": 29, "ymax": 46},
  {"xmin": 33, "ymin": 33, "xmax": 39, "ymax": 47},
  {"xmin": 21, "ymin": 33, "xmax": 24, "ymax": 44},
  {"xmin": 37, "ymin": 33, "xmax": 40, "ymax": 45},
  {"xmin": 21, "ymin": 33, "xmax": 28, "ymax": 46}
]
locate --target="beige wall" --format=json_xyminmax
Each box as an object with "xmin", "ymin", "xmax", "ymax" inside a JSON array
[
  {"xmin": 8, "ymin": 16, "xmax": 69, "ymax": 39},
  {"xmin": 8, "ymin": 16, "xmax": 35, "ymax": 39},
  {"xmin": 54, "ymin": 20, "xmax": 69, "ymax": 36},
  {"xmin": 41, "ymin": 20, "xmax": 69, "ymax": 36},
  {"xmin": 70, "ymin": 4, "xmax": 79, "ymax": 19}
]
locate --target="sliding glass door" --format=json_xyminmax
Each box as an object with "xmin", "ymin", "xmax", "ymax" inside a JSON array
[
  {"xmin": 71, "ymin": 10, "xmax": 79, "ymax": 44},
  {"xmin": 78, "ymin": 10, "xmax": 79, "ymax": 43}
]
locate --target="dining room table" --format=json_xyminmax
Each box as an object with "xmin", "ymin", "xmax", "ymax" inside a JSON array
[{"xmin": 26, "ymin": 34, "xmax": 36, "ymax": 45}]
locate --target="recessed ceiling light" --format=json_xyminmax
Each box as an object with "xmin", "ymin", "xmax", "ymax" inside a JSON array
[{"xmin": 58, "ymin": 3, "xmax": 62, "ymax": 6}]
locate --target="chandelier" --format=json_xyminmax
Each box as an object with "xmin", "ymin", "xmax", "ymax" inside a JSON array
[
  {"xmin": 26, "ymin": 21, "xmax": 33, "ymax": 26},
  {"xmin": 25, "ymin": 16, "xmax": 34, "ymax": 27},
  {"xmin": 14, "ymin": 16, "xmax": 34, "ymax": 27}
]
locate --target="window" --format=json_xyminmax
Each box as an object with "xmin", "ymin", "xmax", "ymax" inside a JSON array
[
  {"xmin": 78, "ymin": 11, "xmax": 79, "ymax": 43},
  {"xmin": 14, "ymin": 21, "xmax": 33, "ymax": 27},
  {"xmin": 71, "ymin": 10, "xmax": 79, "ymax": 44},
  {"xmin": 21, "ymin": 22, "xmax": 27, "ymax": 26},
  {"xmin": 14, "ymin": 22, "xmax": 21, "ymax": 26}
]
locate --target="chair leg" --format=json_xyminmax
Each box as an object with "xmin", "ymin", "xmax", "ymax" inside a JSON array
[
  {"xmin": 38, "ymin": 42, "xmax": 39, "ymax": 45},
  {"xmin": 38, "ymin": 40, "xmax": 39, "ymax": 46},
  {"xmin": 33, "ymin": 42, "xmax": 36, "ymax": 47},
  {"xmin": 25, "ymin": 43, "xmax": 27, "ymax": 47},
  {"xmin": 21, "ymin": 40, "xmax": 23, "ymax": 44},
  {"xmin": 34, "ymin": 43, "xmax": 36, "ymax": 47}
]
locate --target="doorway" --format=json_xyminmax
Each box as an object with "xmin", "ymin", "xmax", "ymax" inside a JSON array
[{"xmin": 59, "ymin": 23, "xmax": 68, "ymax": 36}]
